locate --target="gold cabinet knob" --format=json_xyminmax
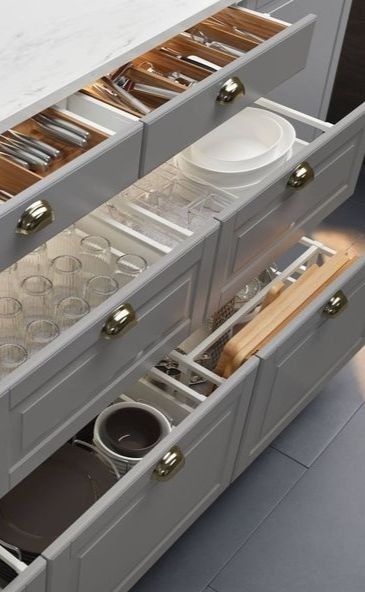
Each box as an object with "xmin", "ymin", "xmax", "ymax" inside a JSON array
[
  {"xmin": 323, "ymin": 290, "xmax": 348, "ymax": 317},
  {"xmin": 216, "ymin": 77, "xmax": 245, "ymax": 104},
  {"xmin": 151, "ymin": 446, "xmax": 185, "ymax": 481},
  {"xmin": 16, "ymin": 200, "xmax": 54, "ymax": 235},
  {"xmin": 287, "ymin": 161, "xmax": 314, "ymax": 189},
  {"xmin": 102, "ymin": 303, "xmax": 136, "ymax": 339}
]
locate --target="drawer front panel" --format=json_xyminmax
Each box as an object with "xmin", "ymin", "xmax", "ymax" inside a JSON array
[
  {"xmin": 0, "ymin": 123, "xmax": 143, "ymax": 273},
  {"xmin": 139, "ymin": 14, "xmax": 315, "ymax": 174},
  {"xmin": 42, "ymin": 359, "xmax": 258, "ymax": 592},
  {"xmin": 234, "ymin": 256, "xmax": 365, "ymax": 476},
  {"xmin": 4, "ymin": 557, "xmax": 46, "ymax": 592},
  {"xmin": 0, "ymin": 227, "xmax": 218, "ymax": 495},
  {"xmin": 210, "ymin": 103, "xmax": 365, "ymax": 312}
]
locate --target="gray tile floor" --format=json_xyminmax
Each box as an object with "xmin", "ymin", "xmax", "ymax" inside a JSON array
[{"xmin": 131, "ymin": 169, "xmax": 365, "ymax": 592}]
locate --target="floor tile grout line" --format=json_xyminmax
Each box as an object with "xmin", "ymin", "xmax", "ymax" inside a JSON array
[
  {"xmin": 206, "ymin": 402, "xmax": 365, "ymax": 589},
  {"xmin": 269, "ymin": 445, "xmax": 310, "ymax": 469},
  {"xmin": 298, "ymin": 400, "xmax": 365, "ymax": 468},
  {"xmin": 205, "ymin": 466, "xmax": 307, "ymax": 589}
]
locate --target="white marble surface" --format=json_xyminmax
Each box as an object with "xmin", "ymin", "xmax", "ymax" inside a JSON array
[{"xmin": 0, "ymin": 0, "xmax": 232, "ymax": 132}]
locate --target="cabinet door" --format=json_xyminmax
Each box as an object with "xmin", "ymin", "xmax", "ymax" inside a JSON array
[{"xmin": 234, "ymin": 256, "xmax": 365, "ymax": 477}]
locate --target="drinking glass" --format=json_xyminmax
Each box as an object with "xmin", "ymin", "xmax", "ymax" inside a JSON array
[
  {"xmin": 56, "ymin": 296, "xmax": 90, "ymax": 330},
  {"xmin": 84, "ymin": 275, "xmax": 118, "ymax": 308},
  {"xmin": 115, "ymin": 254, "xmax": 147, "ymax": 287},
  {"xmin": 51, "ymin": 255, "xmax": 82, "ymax": 300},
  {"xmin": 0, "ymin": 264, "xmax": 18, "ymax": 296},
  {"xmin": 21, "ymin": 275, "xmax": 54, "ymax": 320},
  {"xmin": 47, "ymin": 224, "xmax": 80, "ymax": 258},
  {"xmin": 25, "ymin": 320, "xmax": 60, "ymax": 355},
  {"xmin": 0, "ymin": 297, "xmax": 24, "ymax": 344},
  {"xmin": 0, "ymin": 344, "xmax": 28, "ymax": 378},
  {"xmin": 80, "ymin": 235, "xmax": 112, "ymax": 277},
  {"xmin": 16, "ymin": 243, "xmax": 49, "ymax": 282}
]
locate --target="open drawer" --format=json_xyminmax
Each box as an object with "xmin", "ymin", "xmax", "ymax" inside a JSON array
[
  {"xmin": 0, "ymin": 99, "xmax": 142, "ymax": 274},
  {"xmin": 207, "ymin": 98, "xmax": 365, "ymax": 311},
  {"xmin": 0, "ymin": 196, "xmax": 219, "ymax": 496},
  {"xmin": 165, "ymin": 238, "xmax": 365, "ymax": 478},
  {"xmin": 78, "ymin": 5, "xmax": 316, "ymax": 175},
  {"xmin": 0, "ymin": 358, "xmax": 258, "ymax": 592},
  {"xmin": 1, "ymin": 238, "xmax": 364, "ymax": 592}
]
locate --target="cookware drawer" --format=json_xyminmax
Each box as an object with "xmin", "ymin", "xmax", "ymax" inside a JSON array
[
  {"xmin": 0, "ymin": 216, "xmax": 218, "ymax": 497},
  {"xmin": 41, "ymin": 359, "xmax": 257, "ymax": 592},
  {"xmin": 234, "ymin": 253, "xmax": 365, "ymax": 477},
  {"xmin": 0, "ymin": 557, "xmax": 46, "ymax": 592},
  {"xmin": 0, "ymin": 100, "xmax": 142, "ymax": 274},
  {"xmin": 140, "ymin": 7, "xmax": 315, "ymax": 174},
  {"xmin": 209, "ymin": 99, "xmax": 365, "ymax": 312}
]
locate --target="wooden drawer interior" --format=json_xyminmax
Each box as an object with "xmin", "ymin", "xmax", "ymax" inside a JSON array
[{"xmin": 80, "ymin": 6, "xmax": 288, "ymax": 118}]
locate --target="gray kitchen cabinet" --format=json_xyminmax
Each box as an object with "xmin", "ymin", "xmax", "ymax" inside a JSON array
[
  {"xmin": 0, "ymin": 2, "xmax": 364, "ymax": 592},
  {"xmin": 243, "ymin": 0, "xmax": 353, "ymax": 140}
]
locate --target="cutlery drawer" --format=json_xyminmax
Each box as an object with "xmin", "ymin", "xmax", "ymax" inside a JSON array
[
  {"xmin": 79, "ymin": 5, "xmax": 315, "ymax": 176},
  {"xmin": 0, "ymin": 209, "xmax": 218, "ymax": 496},
  {"xmin": 0, "ymin": 101, "xmax": 143, "ymax": 273},
  {"xmin": 208, "ymin": 99, "xmax": 365, "ymax": 312}
]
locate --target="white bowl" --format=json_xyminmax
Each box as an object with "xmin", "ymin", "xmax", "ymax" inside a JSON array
[
  {"xmin": 190, "ymin": 108, "xmax": 284, "ymax": 172},
  {"xmin": 175, "ymin": 146, "xmax": 293, "ymax": 189},
  {"xmin": 93, "ymin": 401, "xmax": 172, "ymax": 464}
]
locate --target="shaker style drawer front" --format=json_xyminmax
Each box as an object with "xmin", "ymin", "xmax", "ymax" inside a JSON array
[
  {"xmin": 0, "ymin": 103, "xmax": 143, "ymax": 273},
  {"xmin": 0, "ymin": 220, "xmax": 218, "ymax": 496},
  {"xmin": 0, "ymin": 557, "xmax": 46, "ymax": 592},
  {"xmin": 42, "ymin": 360, "xmax": 258, "ymax": 592},
  {"xmin": 209, "ymin": 100, "xmax": 365, "ymax": 312},
  {"xmin": 140, "ymin": 10, "xmax": 316, "ymax": 174},
  {"xmin": 234, "ymin": 255, "xmax": 365, "ymax": 476}
]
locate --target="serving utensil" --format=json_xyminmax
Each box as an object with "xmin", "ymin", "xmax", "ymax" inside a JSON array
[
  {"xmin": 182, "ymin": 30, "xmax": 246, "ymax": 58},
  {"xmin": 158, "ymin": 46, "xmax": 221, "ymax": 72},
  {"xmin": 33, "ymin": 114, "xmax": 88, "ymax": 147}
]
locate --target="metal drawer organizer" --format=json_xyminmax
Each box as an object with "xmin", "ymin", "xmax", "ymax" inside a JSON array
[{"xmin": 0, "ymin": 238, "xmax": 364, "ymax": 592}]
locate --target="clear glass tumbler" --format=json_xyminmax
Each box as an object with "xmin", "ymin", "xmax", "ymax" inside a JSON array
[
  {"xmin": 47, "ymin": 224, "xmax": 80, "ymax": 259},
  {"xmin": 56, "ymin": 296, "xmax": 90, "ymax": 330},
  {"xmin": 21, "ymin": 275, "xmax": 54, "ymax": 320},
  {"xmin": 80, "ymin": 235, "xmax": 112, "ymax": 278},
  {"xmin": 25, "ymin": 319, "xmax": 60, "ymax": 355},
  {"xmin": 0, "ymin": 344, "xmax": 28, "ymax": 378},
  {"xmin": 51, "ymin": 255, "xmax": 82, "ymax": 301},
  {"xmin": 84, "ymin": 275, "xmax": 118, "ymax": 308},
  {"xmin": 16, "ymin": 243, "xmax": 49, "ymax": 282},
  {"xmin": 115, "ymin": 254, "xmax": 147, "ymax": 287},
  {"xmin": 0, "ymin": 264, "xmax": 18, "ymax": 296},
  {"xmin": 0, "ymin": 297, "xmax": 25, "ymax": 344}
]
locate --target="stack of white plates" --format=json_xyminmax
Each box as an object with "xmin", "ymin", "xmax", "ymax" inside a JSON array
[
  {"xmin": 175, "ymin": 107, "xmax": 296, "ymax": 190},
  {"xmin": 93, "ymin": 401, "xmax": 172, "ymax": 476}
]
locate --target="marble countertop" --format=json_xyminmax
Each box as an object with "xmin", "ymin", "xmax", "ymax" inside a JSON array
[{"xmin": 0, "ymin": 0, "xmax": 232, "ymax": 132}]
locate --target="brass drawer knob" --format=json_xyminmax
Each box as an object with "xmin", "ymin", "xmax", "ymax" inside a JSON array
[
  {"xmin": 151, "ymin": 446, "xmax": 185, "ymax": 481},
  {"xmin": 16, "ymin": 200, "xmax": 54, "ymax": 235},
  {"xmin": 102, "ymin": 303, "xmax": 136, "ymax": 339},
  {"xmin": 216, "ymin": 77, "xmax": 245, "ymax": 104},
  {"xmin": 287, "ymin": 161, "xmax": 314, "ymax": 189},
  {"xmin": 323, "ymin": 290, "xmax": 348, "ymax": 317}
]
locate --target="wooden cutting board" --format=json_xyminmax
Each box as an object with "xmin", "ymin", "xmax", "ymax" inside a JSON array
[{"xmin": 216, "ymin": 251, "xmax": 357, "ymax": 378}]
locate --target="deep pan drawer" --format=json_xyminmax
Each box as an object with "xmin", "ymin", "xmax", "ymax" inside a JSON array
[
  {"xmin": 41, "ymin": 363, "xmax": 257, "ymax": 592},
  {"xmin": 78, "ymin": 5, "xmax": 316, "ymax": 175},
  {"xmin": 0, "ymin": 101, "xmax": 143, "ymax": 273},
  {"xmin": 209, "ymin": 99, "xmax": 365, "ymax": 312},
  {"xmin": 0, "ymin": 210, "xmax": 218, "ymax": 497}
]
